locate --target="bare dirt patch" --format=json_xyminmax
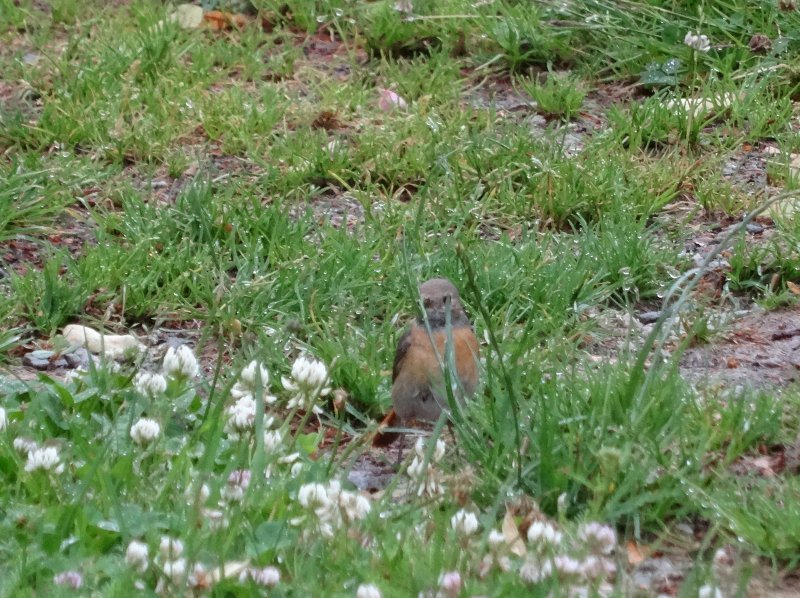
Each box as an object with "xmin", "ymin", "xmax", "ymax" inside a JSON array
[{"xmin": 681, "ymin": 304, "xmax": 800, "ymax": 389}]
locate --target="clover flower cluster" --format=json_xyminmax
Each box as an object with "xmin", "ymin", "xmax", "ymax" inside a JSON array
[
  {"xmin": 127, "ymin": 344, "xmax": 202, "ymax": 451},
  {"xmin": 130, "ymin": 418, "xmax": 161, "ymax": 446},
  {"xmin": 684, "ymin": 31, "xmax": 711, "ymax": 52},
  {"xmin": 451, "ymin": 509, "xmax": 480, "ymax": 537},
  {"xmin": 516, "ymin": 520, "xmax": 617, "ymax": 587},
  {"xmin": 407, "ymin": 437, "xmax": 447, "ymax": 497},
  {"xmin": 124, "ymin": 535, "xmax": 280, "ymax": 594},
  {"xmin": 162, "ymin": 345, "xmax": 200, "ymax": 379},
  {"xmin": 296, "ymin": 480, "xmax": 372, "ymax": 538},
  {"xmin": 132, "ymin": 343, "xmax": 198, "ymax": 400},
  {"xmin": 24, "ymin": 444, "xmax": 64, "ymax": 474},
  {"xmin": 282, "ymin": 355, "xmax": 331, "ymax": 413}
]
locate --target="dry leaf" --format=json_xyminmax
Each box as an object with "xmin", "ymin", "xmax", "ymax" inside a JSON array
[
  {"xmin": 663, "ymin": 92, "xmax": 737, "ymax": 118},
  {"xmin": 203, "ymin": 10, "xmax": 249, "ymax": 30},
  {"xmin": 502, "ymin": 509, "xmax": 527, "ymax": 557},
  {"xmin": 210, "ymin": 560, "xmax": 250, "ymax": 582},
  {"xmin": 626, "ymin": 540, "xmax": 649, "ymax": 565},
  {"xmin": 787, "ymin": 281, "xmax": 800, "ymax": 296},
  {"xmin": 62, "ymin": 324, "xmax": 144, "ymax": 359}
]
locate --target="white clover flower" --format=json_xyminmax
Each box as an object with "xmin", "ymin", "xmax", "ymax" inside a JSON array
[
  {"xmin": 438, "ymin": 571, "xmax": 462, "ymax": 595},
  {"xmin": 579, "ymin": 555, "xmax": 615, "ymax": 579},
  {"xmin": 64, "ymin": 367, "xmax": 86, "ymax": 384},
  {"xmin": 126, "ymin": 540, "xmax": 149, "ymax": 573},
  {"xmin": 339, "ymin": 490, "xmax": 371, "ymax": 522},
  {"xmin": 451, "ymin": 510, "xmax": 479, "ymax": 537},
  {"xmin": 407, "ymin": 456, "xmax": 423, "ymax": 479},
  {"xmin": 526, "ymin": 521, "xmax": 563, "ymax": 548},
  {"xmin": 356, "ymin": 583, "xmax": 382, "ymax": 598},
  {"xmin": 287, "ymin": 394, "xmax": 323, "ymax": 413},
  {"xmin": 297, "ymin": 480, "xmax": 369, "ymax": 537},
  {"xmin": 222, "ymin": 469, "xmax": 251, "ymax": 503},
  {"xmin": 413, "ymin": 437, "xmax": 426, "ymax": 458},
  {"xmin": 407, "ymin": 438, "xmax": 447, "ymax": 497},
  {"xmin": 133, "ymin": 371, "xmax": 167, "ymax": 398},
  {"xmin": 433, "ymin": 439, "xmax": 446, "ymax": 462},
  {"xmin": 159, "ymin": 536, "xmax": 184, "ymax": 560},
  {"xmin": 393, "ymin": 0, "xmax": 413, "ymax": 14},
  {"xmin": 162, "ymin": 345, "xmax": 199, "ymax": 379},
  {"xmin": 413, "ymin": 437, "xmax": 446, "ymax": 463},
  {"xmin": 188, "ymin": 563, "xmax": 210, "ymax": 589},
  {"xmin": 282, "ymin": 355, "xmax": 330, "ymax": 413},
  {"xmin": 487, "ymin": 529, "xmax": 506, "ymax": 549},
  {"xmin": 53, "ymin": 571, "xmax": 83, "ymax": 589},
  {"xmin": 239, "ymin": 566, "xmax": 281, "ymax": 587},
  {"xmin": 25, "ymin": 446, "xmax": 64, "ymax": 473},
  {"xmin": 263, "ymin": 429, "xmax": 284, "ymax": 453},
  {"xmin": 185, "ymin": 482, "xmax": 210, "ymax": 505},
  {"xmin": 130, "ymin": 418, "xmax": 161, "ymax": 446},
  {"xmin": 13, "ymin": 437, "xmax": 37, "ymax": 454},
  {"xmin": 162, "ymin": 557, "xmax": 187, "ymax": 583},
  {"xmin": 240, "ymin": 360, "xmax": 270, "ymax": 388},
  {"xmin": 284, "ymin": 355, "xmax": 329, "ymax": 392},
  {"xmin": 0, "ymin": 407, "xmax": 6, "ymax": 431},
  {"xmin": 203, "ymin": 508, "xmax": 229, "ymax": 531},
  {"xmin": 326, "ymin": 479, "xmax": 342, "ymax": 502},
  {"xmin": 298, "ymin": 483, "xmax": 333, "ymax": 514},
  {"xmin": 580, "ymin": 555, "xmax": 603, "ymax": 579},
  {"xmin": 577, "ymin": 522, "xmax": 616, "ymax": 555},
  {"xmin": 519, "ymin": 558, "xmax": 552, "ymax": 584},
  {"xmin": 406, "ymin": 455, "xmax": 445, "ymax": 497},
  {"xmin": 557, "ymin": 492, "xmax": 568, "ymax": 515},
  {"xmin": 553, "ymin": 554, "xmax": 582, "ymax": 579},
  {"xmin": 684, "ymin": 31, "xmax": 711, "ymax": 52},
  {"xmin": 224, "ymin": 395, "xmax": 257, "ymax": 437},
  {"xmin": 698, "ymin": 585, "xmax": 723, "ymax": 598}
]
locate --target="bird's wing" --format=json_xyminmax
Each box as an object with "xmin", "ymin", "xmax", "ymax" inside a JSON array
[{"xmin": 392, "ymin": 326, "xmax": 413, "ymax": 382}]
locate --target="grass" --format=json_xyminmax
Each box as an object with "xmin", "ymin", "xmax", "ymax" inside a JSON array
[{"xmin": 1, "ymin": 0, "xmax": 800, "ymax": 594}]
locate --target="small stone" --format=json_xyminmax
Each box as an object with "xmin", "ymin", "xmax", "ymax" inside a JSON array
[
  {"xmin": 23, "ymin": 350, "xmax": 55, "ymax": 370},
  {"xmin": 638, "ymin": 311, "xmax": 662, "ymax": 324},
  {"xmin": 63, "ymin": 348, "xmax": 90, "ymax": 368},
  {"xmin": 745, "ymin": 223, "xmax": 764, "ymax": 234}
]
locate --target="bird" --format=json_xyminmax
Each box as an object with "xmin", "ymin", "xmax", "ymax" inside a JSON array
[{"xmin": 373, "ymin": 277, "xmax": 480, "ymax": 447}]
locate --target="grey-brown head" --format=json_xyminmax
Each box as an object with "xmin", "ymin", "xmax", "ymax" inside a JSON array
[{"xmin": 418, "ymin": 278, "xmax": 469, "ymax": 327}]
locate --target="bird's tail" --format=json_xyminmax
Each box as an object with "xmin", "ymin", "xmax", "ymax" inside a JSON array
[{"xmin": 371, "ymin": 408, "xmax": 401, "ymax": 447}]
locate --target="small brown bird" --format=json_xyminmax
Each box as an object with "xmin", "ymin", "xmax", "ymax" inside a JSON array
[{"xmin": 374, "ymin": 278, "xmax": 480, "ymax": 447}]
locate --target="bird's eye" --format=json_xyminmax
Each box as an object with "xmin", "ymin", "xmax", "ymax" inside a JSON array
[{"xmin": 423, "ymin": 298, "xmax": 433, "ymax": 308}]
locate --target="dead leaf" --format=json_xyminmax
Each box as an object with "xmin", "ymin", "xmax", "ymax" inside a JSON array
[
  {"xmin": 203, "ymin": 10, "xmax": 249, "ymax": 30},
  {"xmin": 663, "ymin": 92, "xmax": 737, "ymax": 119},
  {"xmin": 788, "ymin": 281, "xmax": 800, "ymax": 296},
  {"xmin": 210, "ymin": 560, "xmax": 249, "ymax": 583},
  {"xmin": 502, "ymin": 509, "xmax": 527, "ymax": 557},
  {"xmin": 726, "ymin": 356, "xmax": 740, "ymax": 369},
  {"xmin": 626, "ymin": 540, "xmax": 649, "ymax": 565},
  {"xmin": 62, "ymin": 324, "xmax": 144, "ymax": 359}
]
